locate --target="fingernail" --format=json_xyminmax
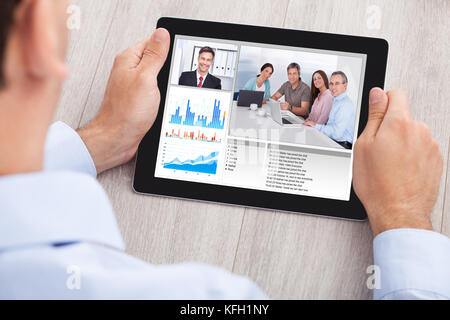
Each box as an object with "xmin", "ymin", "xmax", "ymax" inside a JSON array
[
  {"xmin": 152, "ymin": 28, "xmax": 168, "ymax": 43},
  {"xmin": 370, "ymin": 88, "xmax": 384, "ymax": 104}
]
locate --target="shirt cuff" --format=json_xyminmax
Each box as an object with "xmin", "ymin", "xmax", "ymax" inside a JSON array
[
  {"xmin": 44, "ymin": 121, "xmax": 97, "ymax": 177},
  {"xmin": 315, "ymin": 124, "xmax": 323, "ymax": 131},
  {"xmin": 373, "ymin": 228, "xmax": 450, "ymax": 299},
  {"xmin": 0, "ymin": 171, "xmax": 125, "ymax": 252}
]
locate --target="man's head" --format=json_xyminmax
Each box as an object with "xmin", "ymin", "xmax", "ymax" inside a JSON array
[
  {"xmin": 286, "ymin": 62, "xmax": 301, "ymax": 86},
  {"xmin": 197, "ymin": 46, "xmax": 214, "ymax": 74},
  {"xmin": 329, "ymin": 71, "xmax": 348, "ymax": 97},
  {"xmin": 0, "ymin": 0, "xmax": 71, "ymax": 174},
  {"xmin": 0, "ymin": 0, "xmax": 70, "ymax": 90},
  {"xmin": 0, "ymin": 0, "xmax": 22, "ymax": 87}
]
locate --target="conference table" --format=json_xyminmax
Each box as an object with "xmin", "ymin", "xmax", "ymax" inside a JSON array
[{"xmin": 228, "ymin": 101, "xmax": 345, "ymax": 150}]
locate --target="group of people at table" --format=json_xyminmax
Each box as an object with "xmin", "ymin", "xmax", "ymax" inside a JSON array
[
  {"xmin": 243, "ymin": 62, "xmax": 355, "ymax": 150},
  {"xmin": 178, "ymin": 46, "xmax": 355, "ymax": 150}
]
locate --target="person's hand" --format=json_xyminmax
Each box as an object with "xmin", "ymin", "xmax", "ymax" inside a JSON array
[
  {"xmin": 303, "ymin": 120, "xmax": 315, "ymax": 127},
  {"xmin": 280, "ymin": 102, "xmax": 290, "ymax": 110},
  {"xmin": 353, "ymin": 88, "xmax": 443, "ymax": 237},
  {"xmin": 77, "ymin": 28, "xmax": 170, "ymax": 174}
]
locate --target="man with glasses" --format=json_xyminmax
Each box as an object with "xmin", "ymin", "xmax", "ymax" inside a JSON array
[{"xmin": 303, "ymin": 71, "xmax": 355, "ymax": 149}]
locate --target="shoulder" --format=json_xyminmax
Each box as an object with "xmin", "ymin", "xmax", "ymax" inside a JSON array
[
  {"xmin": 279, "ymin": 81, "xmax": 289, "ymax": 90},
  {"xmin": 208, "ymin": 73, "xmax": 221, "ymax": 83},
  {"xmin": 181, "ymin": 70, "xmax": 195, "ymax": 77},
  {"xmin": 343, "ymin": 94, "xmax": 354, "ymax": 105},
  {"xmin": 245, "ymin": 77, "xmax": 256, "ymax": 86},
  {"xmin": 336, "ymin": 94, "xmax": 354, "ymax": 110},
  {"xmin": 301, "ymin": 80, "xmax": 311, "ymax": 91},
  {"xmin": 299, "ymin": 81, "xmax": 311, "ymax": 98},
  {"xmin": 324, "ymin": 89, "xmax": 334, "ymax": 100}
]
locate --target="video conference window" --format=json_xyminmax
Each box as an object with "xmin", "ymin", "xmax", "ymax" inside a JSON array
[
  {"xmin": 156, "ymin": 35, "xmax": 366, "ymax": 201},
  {"xmin": 170, "ymin": 39, "xmax": 238, "ymax": 91}
]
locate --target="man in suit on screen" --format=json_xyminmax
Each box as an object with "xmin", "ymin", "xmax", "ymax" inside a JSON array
[{"xmin": 178, "ymin": 46, "xmax": 222, "ymax": 89}]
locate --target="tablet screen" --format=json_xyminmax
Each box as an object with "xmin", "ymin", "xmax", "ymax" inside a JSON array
[{"xmin": 154, "ymin": 35, "xmax": 367, "ymax": 201}]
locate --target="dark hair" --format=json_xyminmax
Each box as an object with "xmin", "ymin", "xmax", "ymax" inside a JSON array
[
  {"xmin": 287, "ymin": 62, "xmax": 302, "ymax": 81},
  {"xmin": 198, "ymin": 46, "xmax": 215, "ymax": 59},
  {"xmin": 331, "ymin": 71, "xmax": 348, "ymax": 83},
  {"xmin": 0, "ymin": 0, "xmax": 22, "ymax": 88},
  {"xmin": 287, "ymin": 62, "xmax": 300, "ymax": 74},
  {"xmin": 257, "ymin": 63, "xmax": 274, "ymax": 77},
  {"xmin": 310, "ymin": 70, "xmax": 329, "ymax": 107}
]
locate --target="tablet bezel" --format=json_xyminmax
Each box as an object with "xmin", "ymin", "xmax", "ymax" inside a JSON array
[{"xmin": 133, "ymin": 17, "xmax": 388, "ymax": 221}]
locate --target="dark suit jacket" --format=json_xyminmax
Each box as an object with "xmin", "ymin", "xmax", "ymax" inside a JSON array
[{"xmin": 178, "ymin": 71, "xmax": 222, "ymax": 89}]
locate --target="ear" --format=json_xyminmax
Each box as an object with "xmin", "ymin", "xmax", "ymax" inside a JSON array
[{"xmin": 17, "ymin": 0, "xmax": 68, "ymax": 80}]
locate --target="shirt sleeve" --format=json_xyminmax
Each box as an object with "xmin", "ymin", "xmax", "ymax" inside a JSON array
[
  {"xmin": 373, "ymin": 228, "xmax": 450, "ymax": 300},
  {"xmin": 44, "ymin": 121, "xmax": 97, "ymax": 177}
]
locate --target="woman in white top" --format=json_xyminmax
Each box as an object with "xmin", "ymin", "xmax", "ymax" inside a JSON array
[{"xmin": 242, "ymin": 63, "xmax": 274, "ymax": 104}]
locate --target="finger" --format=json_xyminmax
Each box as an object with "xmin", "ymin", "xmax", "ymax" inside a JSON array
[
  {"xmin": 138, "ymin": 28, "xmax": 170, "ymax": 75},
  {"xmin": 384, "ymin": 89, "xmax": 412, "ymax": 122},
  {"xmin": 363, "ymin": 87, "xmax": 388, "ymax": 137},
  {"xmin": 114, "ymin": 39, "xmax": 148, "ymax": 69}
]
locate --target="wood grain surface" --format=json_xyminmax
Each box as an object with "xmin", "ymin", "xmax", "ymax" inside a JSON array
[{"xmin": 56, "ymin": 0, "xmax": 450, "ymax": 299}]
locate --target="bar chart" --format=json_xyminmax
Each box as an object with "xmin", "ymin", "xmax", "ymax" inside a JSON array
[
  {"xmin": 169, "ymin": 99, "xmax": 226, "ymax": 129},
  {"xmin": 165, "ymin": 128, "xmax": 221, "ymax": 143},
  {"xmin": 155, "ymin": 86, "xmax": 231, "ymax": 179}
]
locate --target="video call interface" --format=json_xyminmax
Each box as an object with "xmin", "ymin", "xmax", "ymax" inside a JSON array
[{"xmin": 154, "ymin": 35, "xmax": 367, "ymax": 201}]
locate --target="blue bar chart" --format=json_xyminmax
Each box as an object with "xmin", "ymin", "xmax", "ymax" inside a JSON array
[
  {"xmin": 155, "ymin": 86, "xmax": 231, "ymax": 180},
  {"xmin": 169, "ymin": 99, "xmax": 226, "ymax": 129}
]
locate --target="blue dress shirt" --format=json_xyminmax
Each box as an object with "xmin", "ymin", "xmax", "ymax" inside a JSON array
[
  {"xmin": 315, "ymin": 92, "xmax": 355, "ymax": 144},
  {"xmin": 0, "ymin": 121, "xmax": 449, "ymax": 299}
]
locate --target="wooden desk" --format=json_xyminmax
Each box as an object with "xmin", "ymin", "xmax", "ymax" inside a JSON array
[{"xmin": 56, "ymin": 0, "xmax": 450, "ymax": 299}]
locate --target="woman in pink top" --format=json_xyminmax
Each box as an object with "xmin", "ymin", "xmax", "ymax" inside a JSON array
[{"xmin": 306, "ymin": 70, "xmax": 333, "ymax": 124}]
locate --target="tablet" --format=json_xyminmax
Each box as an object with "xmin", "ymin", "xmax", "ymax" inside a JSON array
[{"xmin": 133, "ymin": 17, "xmax": 388, "ymax": 221}]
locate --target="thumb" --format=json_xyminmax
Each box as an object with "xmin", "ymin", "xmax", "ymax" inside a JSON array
[
  {"xmin": 363, "ymin": 87, "xmax": 389, "ymax": 137},
  {"xmin": 138, "ymin": 28, "xmax": 170, "ymax": 75}
]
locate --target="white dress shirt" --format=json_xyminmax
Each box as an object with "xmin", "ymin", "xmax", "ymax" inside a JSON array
[
  {"xmin": 0, "ymin": 121, "xmax": 449, "ymax": 299},
  {"xmin": 196, "ymin": 71, "xmax": 208, "ymax": 87}
]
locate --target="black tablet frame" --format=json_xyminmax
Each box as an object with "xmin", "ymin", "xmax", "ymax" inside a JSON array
[{"xmin": 133, "ymin": 17, "xmax": 389, "ymax": 221}]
